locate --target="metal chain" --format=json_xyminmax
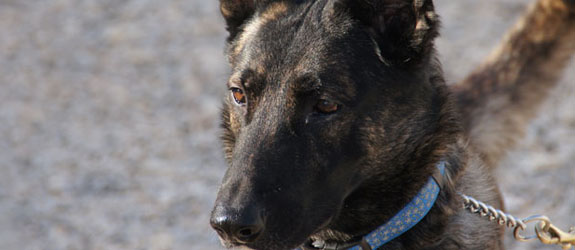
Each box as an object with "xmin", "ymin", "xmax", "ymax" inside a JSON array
[{"xmin": 460, "ymin": 194, "xmax": 575, "ymax": 249}]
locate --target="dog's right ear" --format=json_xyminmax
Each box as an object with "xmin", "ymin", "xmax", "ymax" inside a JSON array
[
  {"xmin": 330, "ymin": 0, "xmax": 439, "ymax": 65},
  {"xmin": 220, "ymin": 0, "xmax": 257, "ymax": 42}
]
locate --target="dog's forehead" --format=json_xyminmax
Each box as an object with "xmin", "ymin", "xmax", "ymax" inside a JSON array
[{"xmin": 229, "ymin": 1, "xmax": 353, "ymax": 90}]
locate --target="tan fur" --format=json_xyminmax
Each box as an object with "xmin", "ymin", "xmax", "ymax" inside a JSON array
[
  {"xmin": 453, "ymin": 0, "xmax": 575, "ymax": 168},
  {"xmin": 220, "ymin": 4, "xmax": 234, "ymax": 19},
  {"xmin": 231, "ymin": 3, "xmax": 288, "ymax": 60},
  {"xmin": 233, "ymin": 17, "xmax": 264, "ymax": 61},
  {"xmin": 261, "ymin": 2, "xmax": 289, "ymax": 22}
]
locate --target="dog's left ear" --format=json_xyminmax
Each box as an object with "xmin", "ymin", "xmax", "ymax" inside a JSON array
[{"xmin": 331, "ymin": 0, "xmax": 439, "ymax": 65}]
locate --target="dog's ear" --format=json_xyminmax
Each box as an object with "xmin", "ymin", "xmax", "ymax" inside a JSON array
[
  {"xmin": 220, "ymin": 0, "xmax": 257, "ymax": 42},
  {"xmin": 332, "ymin": 0, "xmax": 439, "ymax": 65}
]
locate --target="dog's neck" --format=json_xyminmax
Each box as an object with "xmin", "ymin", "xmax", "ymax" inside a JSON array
[
  {"xmin": 301, "ymin": 161, "xmax": 448, "ymax": 250},
  {"xmin": 307, "ymin": 82, "xmax": 465, "ymax": 249},
  {"xmin": 306, "ymin": 152, "xmax": 463, "ymax": 249}
]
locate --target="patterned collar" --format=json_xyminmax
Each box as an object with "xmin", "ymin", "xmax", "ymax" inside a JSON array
[{"xmin": 297, "ymin": 161, "xmax": 447, "ymax": 250}]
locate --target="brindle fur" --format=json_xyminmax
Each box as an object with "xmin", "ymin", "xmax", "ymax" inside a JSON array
[{"xmin": 211, "ymin": 0, "xmax": 575, "ymax": 249}]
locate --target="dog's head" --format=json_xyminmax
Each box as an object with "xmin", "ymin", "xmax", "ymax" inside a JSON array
[{"xmin": 210, "ymin": 0, "xmax": 453, "ymax": 249}]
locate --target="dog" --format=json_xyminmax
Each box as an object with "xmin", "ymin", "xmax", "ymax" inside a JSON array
[{"xmin": 209, "ymin": 0, "xmax": 575, "ymax": 249}]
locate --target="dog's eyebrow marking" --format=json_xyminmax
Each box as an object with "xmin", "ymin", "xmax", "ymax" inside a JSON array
[
  {"xmin": 234, "ymin": 17, "xmax": 265, "ymax": 61},
  {"xmin": 293, "ymin": 74, "xmax": 321, "ymax": 93},
  {"xmin": 233, "ymin": 2, "xmax": 288, "ymax": 61},
  {"xmin": 261, "ymin": 1, "xmax": 288, "ymax": 22},
  {"xmin": 371, "ymin": 36, "xmax": 390, "ymax": 66},
  {"xmin": 227, "ymin": 69, "xmax": 256, "ymax": 89}
]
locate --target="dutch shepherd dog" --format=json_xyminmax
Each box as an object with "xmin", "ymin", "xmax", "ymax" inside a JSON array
[{"xmin": 209, "ymin": 0, "xmax": 575, "ymax": 249}]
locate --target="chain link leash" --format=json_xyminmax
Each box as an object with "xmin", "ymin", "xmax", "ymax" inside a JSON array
[{"xmin": 461, "ymin": 194, "xmax": 575, "ymax": 249}]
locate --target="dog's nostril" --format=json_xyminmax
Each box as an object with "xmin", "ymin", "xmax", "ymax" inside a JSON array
[
  {"xmin": 235, "ymin": 225, "xmax": 262, "ymax": 242},
  {"xmin": 238, "ymin": 227, "xmax": 254, "ymax": 237},
  {"xmin": 210, "ymin": 212, "xmax": 234, "ymax": 239},
  {"xmin": 210, "ymin": 205, "xmax": 265, "ymax": 243}
]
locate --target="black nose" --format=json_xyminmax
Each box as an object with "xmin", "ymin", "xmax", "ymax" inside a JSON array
[{"xmin": 210, "ymin": 205, "xmax": 265, "ymax": 243}]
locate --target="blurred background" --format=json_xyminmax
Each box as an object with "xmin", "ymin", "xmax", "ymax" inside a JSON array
[{"xmin": 0, "ymin": 0, "xmax": 573, "ymax": 249}]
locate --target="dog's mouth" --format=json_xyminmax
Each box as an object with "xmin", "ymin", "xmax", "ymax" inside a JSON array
[
  {"xmin": 212, "ymin": 176, "xmax": 367, "ymax": 250},
  {"xmin": 214, "ymin": 208, "xmax": 344, "ymax": 250}
]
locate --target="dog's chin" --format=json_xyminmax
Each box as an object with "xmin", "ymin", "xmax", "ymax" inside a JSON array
[
  {"xmin": 217, "ymin": 234, "xmax": 307, "ymax": 250},
  {"xmin": 218, "ymin": 222, "xmax": 332, "ymax": 250},
  {"xmin": 219, "ymin": 242, "xmax": 299, "ymax": 250}
]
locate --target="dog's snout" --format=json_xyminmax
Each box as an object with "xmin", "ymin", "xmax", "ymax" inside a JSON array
[{"xmin": 210, "ymin": 205, "xmax": 265, "ymax": 244}]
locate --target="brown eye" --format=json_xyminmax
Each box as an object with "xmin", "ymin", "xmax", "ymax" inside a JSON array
[
  {"xmin": 231, "ymin": 88, "xmax": 246, "ymax": 105},
  {"xmin": 314, "ymin": 99, "xmax": 339, "ymax": 114}
]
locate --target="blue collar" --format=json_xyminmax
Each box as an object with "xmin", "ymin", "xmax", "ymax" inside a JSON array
[{"xmin": 298, "ymin": 161, "xmax": 446, "ymax": 250}]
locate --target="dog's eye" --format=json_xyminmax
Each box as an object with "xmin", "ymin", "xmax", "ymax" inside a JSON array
[
  {"xmin": 314, "ymin": 99, "xmax": 339, "ymax": 114},
  {"xmin": 230, "ymin": 87, "xmax": 246, "ymax": 105}
]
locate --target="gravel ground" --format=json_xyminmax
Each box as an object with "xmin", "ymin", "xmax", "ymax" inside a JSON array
[{"xmin": 0, "ymin": 1, "xmax": 572, "ymax": 250}]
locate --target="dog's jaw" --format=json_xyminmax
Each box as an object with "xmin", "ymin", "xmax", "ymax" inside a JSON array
[{"xmin": 308, "ymin": 230, "xmax": 357, "ymax": 248}]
